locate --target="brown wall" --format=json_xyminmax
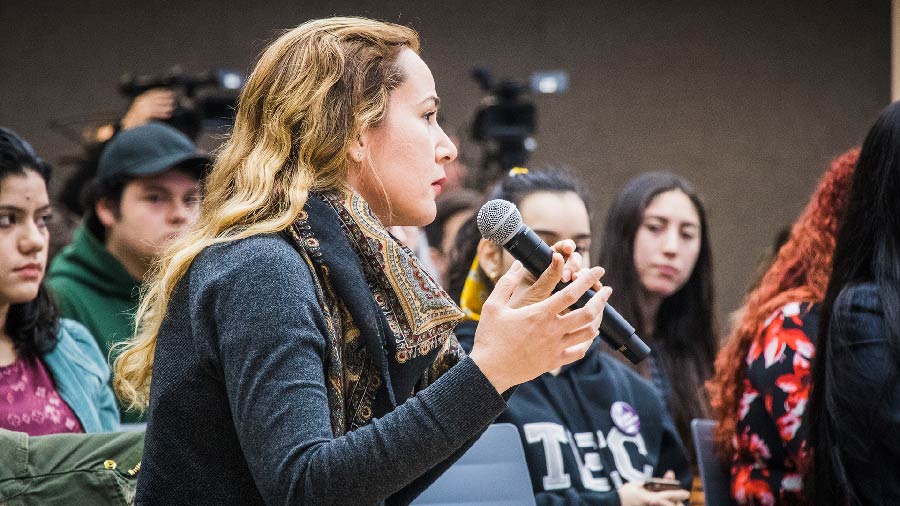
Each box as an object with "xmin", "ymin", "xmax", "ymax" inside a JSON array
[{"xmin": 0, "ymin": 0, "xmax": 890, "ymax": 332}]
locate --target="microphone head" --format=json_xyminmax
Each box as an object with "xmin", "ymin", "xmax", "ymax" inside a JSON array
[{"xmin": 477, "ymin": 199, "xmax": 523, "ymax": 246}]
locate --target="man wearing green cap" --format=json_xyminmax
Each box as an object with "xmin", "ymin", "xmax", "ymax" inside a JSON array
[{"xmin": 47, "ymin": 122, "xmax": 207, "ymax": 422}]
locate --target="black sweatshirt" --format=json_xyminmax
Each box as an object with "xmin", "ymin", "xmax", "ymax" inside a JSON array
[{"xmin": 457, "ymin": 321, "xmax": 692, "ymax": 506}]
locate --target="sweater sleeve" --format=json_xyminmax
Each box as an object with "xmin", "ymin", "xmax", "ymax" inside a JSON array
[{"xmin": 202, "ymin": 237, "xmax": 508, "ymax": 505}]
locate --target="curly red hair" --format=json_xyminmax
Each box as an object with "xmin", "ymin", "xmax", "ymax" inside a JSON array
[{"xmin": 707, "ymin": 148, "xmax": 858, "ymax": 461}]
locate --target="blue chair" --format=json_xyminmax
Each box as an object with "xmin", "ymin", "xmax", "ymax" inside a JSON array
[
  {"xmin": 412, "ymin": 423, "xmax": 536, "ymax": 506},
  {"xmin": 691, "ymin": 418, "xmax": 736, "ymax": 506}
]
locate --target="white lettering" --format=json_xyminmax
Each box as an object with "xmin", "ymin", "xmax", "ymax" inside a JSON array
[{"xmin": 524, "ymin": 423, "xmax": 571, "ymax": 490}]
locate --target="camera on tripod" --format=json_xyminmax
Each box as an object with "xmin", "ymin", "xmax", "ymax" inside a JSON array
[
  {"xmin": 119, "ymin": 66, "xmax": 244, "ymax": 140},
  {"xmin": 470, "ymin": 67, "xmax": 568, "ymax": 186}
]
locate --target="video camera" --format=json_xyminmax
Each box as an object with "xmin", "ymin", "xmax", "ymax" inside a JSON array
[
  {"xmin": 470, "ymin": 67, "xmax": 568, "ymax": 186},
  {"xmin": 119, "ymin": 66, "xmax": 244, "ymax": 140}
]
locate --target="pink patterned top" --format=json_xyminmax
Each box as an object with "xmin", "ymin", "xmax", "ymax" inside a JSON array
[{"xmin": 0, "ymin": 354, "xmax": 84, "ymax": 435}]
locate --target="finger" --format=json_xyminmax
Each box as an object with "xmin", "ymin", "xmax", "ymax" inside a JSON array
[
  {"xmin": 558, "ymin": 339, "xmax": 592, "ymax": 365},
  {"xmin": 549, "ymin": 239, "xmax": 576, "ymax": 257},
  {"xmin": 560, "ymin": 250, "xmax": 582, "ymax": 282},
  {"xmin": 573, "ymin": 264, "xmax": 605, "ymax": 290},
  {"xmin": 657, "ymin": 489, "xmax": 691, "ymax": 501},
  {"xmin": 527, "ymin": 252, "xmax": 564, "ymax": 295},
  {"xmin": 559, "ymin": 325, "xmax": 597, "ymax": 350},
  {"xmin": 485, "ymin": 261, "xmax": 524, "ymax": 305},
  {"xmin": 557, "ymin": 284, "xmax": 612, "ymax": 332},
  {"xmin": 663, "ymin": 470, "xmax": 676, "ymax": 480},
  {"xmin": 541, "ymin": 266, "xmax": 603, "ymax": 314}
]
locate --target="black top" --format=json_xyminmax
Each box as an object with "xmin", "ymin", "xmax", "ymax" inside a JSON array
[
  {"xmin": 825, "ymin": 282, "xmax": 900, "ymax": 505},
  {"xmin": 136, "ymin": 234, "xmax": 508, "ymax": 506},
  {"xmin": 456, "ymin": 320, "xmax": 691, "ymax": 506}
]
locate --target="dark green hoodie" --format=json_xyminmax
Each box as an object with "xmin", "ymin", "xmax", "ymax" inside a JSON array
[{"xmin": 47, "ymin": 223, "xmax": 143, "ymax": 423}]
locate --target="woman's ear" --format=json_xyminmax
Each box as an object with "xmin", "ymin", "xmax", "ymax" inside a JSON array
[
  {"xmin": 348, "ymin": 130, "xmax": 367, "ymax": 164},
  {"xmin": 476, "ymin": 239, "xmax": 504, "ymax": 283}
]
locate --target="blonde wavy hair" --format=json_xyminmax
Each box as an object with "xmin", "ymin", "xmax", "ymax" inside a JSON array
[{"xmin": 114, "ymin": 17, "xmax": 420, "ymax": 409}]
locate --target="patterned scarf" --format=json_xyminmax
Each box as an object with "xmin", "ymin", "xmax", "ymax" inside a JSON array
[{"xmin": 287, "ymin": 187, "xmax": 465, "ymax": 435}]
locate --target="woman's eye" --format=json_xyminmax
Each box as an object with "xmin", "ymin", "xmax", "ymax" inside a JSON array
[
  {"xmin": 0, "ymin": 214, "xmax": 12, "ymax": 226},
  {"xmin": 424, "ymin": 111, "xmax": 436, "ymax": 122},
  {"xmin": 645, "ymin": 223, "xmax": 661, "ymax": 233},
  {"xmin": 37, "ymin": 213, "xmax": 53, "ymax": 227}
]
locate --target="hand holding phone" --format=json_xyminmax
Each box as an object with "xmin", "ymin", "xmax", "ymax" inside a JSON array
[{"xmin": 643, "ymin": 477, "xmax": 683, "ymax": 492}]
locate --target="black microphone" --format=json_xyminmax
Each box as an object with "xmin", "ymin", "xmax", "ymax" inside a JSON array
[{"xmin": 476, "ymin": 199, "xmax": 651, "ymax": 364}]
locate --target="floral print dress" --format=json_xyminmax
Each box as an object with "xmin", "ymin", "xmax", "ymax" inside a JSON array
[{"xmin": 732, "ymin": 302, "xmax": 818, "ymax": 506}]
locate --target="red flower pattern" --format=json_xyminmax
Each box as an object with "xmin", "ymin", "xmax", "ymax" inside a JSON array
[{"xmin": 732, "ymin": 302, "xmax": 817, "ymax": 506}]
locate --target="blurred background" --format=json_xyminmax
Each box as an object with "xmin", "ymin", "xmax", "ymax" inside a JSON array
[{"xmin": 0, "ymin": 0, "xmax": 890, "ymax": 329}]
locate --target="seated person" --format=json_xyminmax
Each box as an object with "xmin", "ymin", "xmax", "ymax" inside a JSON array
[
  {"xmin": 449, "ymin": 169, "xmax": 692, "ymax": 506},
  {"xmin": 47, "ymin": 122, "xmax": 207, "ymax": 422},
  {"xmin": 0, "ymin": 127, "xmax": 118, "ymax": 435},
  {"xmin": 708, "ymin": 148, "xmax": 857, "ymax": 505}
]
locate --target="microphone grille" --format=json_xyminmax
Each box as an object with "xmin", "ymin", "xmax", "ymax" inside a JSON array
[{"xmin": 477, "ymin": 199, "xmax": 523, "ymax": 245}]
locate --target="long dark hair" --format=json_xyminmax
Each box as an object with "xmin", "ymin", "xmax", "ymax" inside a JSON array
[
  {"xmin": 447, "ymin": 169, "xmax": 591, "ymax": 303},
  {"xmin": 0, "ymin": 127, "xmax": 59, "ymax": 358},
  {"xmin": 807, "ymin": 102, "xmax": 900, "ymax": 506},
  {"xmin": 597, "ymin": 171, "xmax": 716, "ymax": 452}
]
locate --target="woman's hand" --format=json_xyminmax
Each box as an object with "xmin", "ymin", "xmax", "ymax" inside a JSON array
[
  {"xmin": 507, "ymin": 239, "xmax": 600, "ymax": 309},
  {"xmin": 617, "ymin": 482, "xmax": 690, "ymax": 506},
  {"xmin": 468, "ymin": 259, "xmax": 610, "ymax": 393}
]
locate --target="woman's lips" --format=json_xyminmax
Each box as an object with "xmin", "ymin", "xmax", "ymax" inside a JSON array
[
  {"xmin": 655, "ymin": 265, "xmax": 678, "ymax": 278},
  {"xmin": 432, "ymin": 177, "xmax": 446, "ymax": 196},
  {"xmin": 13, "ymin": 263, "xmax": 42, "ymax": 279}
]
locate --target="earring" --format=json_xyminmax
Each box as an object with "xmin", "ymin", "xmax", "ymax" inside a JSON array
[{"xmin": 489, "ymin": 271, "xmax": 499, "ymax": 282}]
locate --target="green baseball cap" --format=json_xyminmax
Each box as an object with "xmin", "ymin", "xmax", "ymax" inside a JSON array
[{"xmin": 97, "ymin": 122, "xmax": 209, "ymax": 180}]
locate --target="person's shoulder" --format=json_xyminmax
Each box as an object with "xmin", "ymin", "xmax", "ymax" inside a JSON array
[
  {"xmin": 192, "ymin": 233, "xmax": 306, "ymax": 280},
  {"xmin": 189, "ymin": 233, "xmax": 319, "ymax": 305},
  {"xmin": 594, "ymin": 351, "xmax": 659, "ymax": 395},
  {"xmin": 835, "ymin": 282, "xmax": 882, "ymax": 315},
  {"xmin": 51, "ymin": 319, "xmax": 108, "ymax": 378},
  {"xmin": 831, "ymin": 282, "xmax": 885, "ymax": 344}
]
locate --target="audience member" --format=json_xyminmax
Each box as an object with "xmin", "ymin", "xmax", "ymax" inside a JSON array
[
  {"xmin": 47, "ymin": 122, "xmax": 206, "ymax": 422},
  {"xmin": 807, "ymin": 102, "xmax": 900, "ymax": 505},
  {"xmin": 51, "ymin": 89, "xmax": 179, "ymax": 259},
  {"xmin": 596, "ymin": 172, "xmax": 717, "ymax": 463},
  {"xmin": 0, "ymin": 127, "xmax": 118, "ymax": 435},
  {"xmin": 450, "ymin": 168, "xmax": 692, "ymax": 506},
  {"xmin": 707, "ymin": 149, "xmax": 858, "ymax": 505}
]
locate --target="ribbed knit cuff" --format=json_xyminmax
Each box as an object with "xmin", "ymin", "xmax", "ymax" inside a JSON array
[{"xmin": 419, "ymin": 357, "xmax": 508, "ymax": 443}]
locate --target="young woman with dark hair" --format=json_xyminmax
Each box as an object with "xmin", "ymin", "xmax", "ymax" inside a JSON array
[
  {"xmin": 0, "ymin": 127, "xmax": 119, "ymax": 435},
  {"xmin": 807, "ymin": 102, "xmax": 900, "ymax": 506},
  {"xmin": 451, "ymin": 169, "xmax": 692, "ymax": 506},
  {"xmin": 707, "ymin": 149, "xmax": 857, "ymax": 505},
  {"xmin": 596, "ymin": 172, "xmax": 717, "ymax": 460}
]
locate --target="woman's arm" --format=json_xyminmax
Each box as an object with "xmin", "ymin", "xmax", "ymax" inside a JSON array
[{"xmin": 205, "ymin": 238, "xmax": 508, "ymax": 505}]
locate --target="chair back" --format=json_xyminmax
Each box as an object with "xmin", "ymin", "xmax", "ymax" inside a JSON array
[
  {"xmin": 412, "ymin": 423, "xmax": 536, "ymax": 506},
  {"xmin": 691, "ymin": 418, "xmax": 737, "ymax": 506}
]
